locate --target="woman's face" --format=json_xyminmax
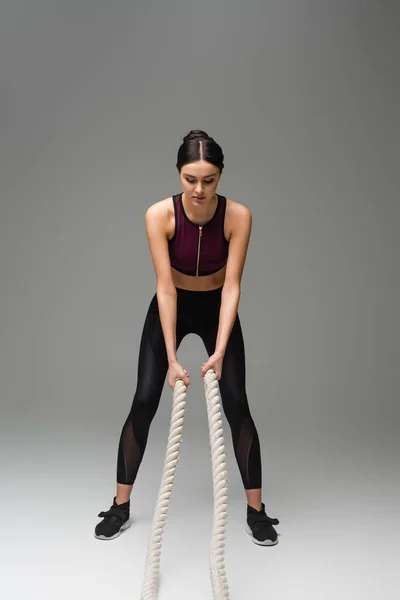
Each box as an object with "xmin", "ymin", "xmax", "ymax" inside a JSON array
[{"xmin": 179, "ymin": 160, "xmax": 221, "ymax": 206}]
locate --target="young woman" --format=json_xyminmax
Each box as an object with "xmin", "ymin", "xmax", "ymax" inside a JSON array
[{"xmin": 94, "ymin": 130, "xmax": 279, "ymax": 546}]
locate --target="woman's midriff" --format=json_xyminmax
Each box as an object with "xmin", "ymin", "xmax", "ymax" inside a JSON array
[{"xmin": 171, "ymin": 265, "xmax": 226, "ymax": 291}]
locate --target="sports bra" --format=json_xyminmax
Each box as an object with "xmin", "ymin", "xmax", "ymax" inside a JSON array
[{"xmin": 168, "ymin": 192, "xmax": 229, "ymax": 277}]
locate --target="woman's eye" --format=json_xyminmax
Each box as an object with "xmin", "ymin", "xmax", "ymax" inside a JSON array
[{"xmin": 186, "ymin": 179, "xmax": 214, "ymax": 184}]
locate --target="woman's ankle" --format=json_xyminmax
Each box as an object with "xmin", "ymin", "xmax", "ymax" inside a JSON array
[{"xmin": 116, "ymin": 483, "xmax": 133, "ymax": 504}]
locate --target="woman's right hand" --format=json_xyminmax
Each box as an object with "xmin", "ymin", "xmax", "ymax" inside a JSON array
[{"xmin": 167, "ymin": 360, "xmax": 190, "ymax": 390}]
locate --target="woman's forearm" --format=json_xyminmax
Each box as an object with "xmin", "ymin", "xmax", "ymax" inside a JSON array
[
  {"xmin": 215, "ymin": 283, "xmax": 241, "ymax": 357},
  {"xmin": 157, "ymin": 288, "xmax": 178, "ymax": 364}
]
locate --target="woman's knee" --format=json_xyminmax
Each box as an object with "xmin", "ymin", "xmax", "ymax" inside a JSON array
[
  {"xmin": 131, "ymin": 386, "xmax": 162, "ymax": 422},
  {"xmin": 220, "ymin": 394, "xmax": 252, "ymax": 429}
]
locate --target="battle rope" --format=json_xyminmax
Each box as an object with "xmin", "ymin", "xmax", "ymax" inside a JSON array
[{"xmin": 140, "ymin": 368, "xmax": 229, "ymax": 599}]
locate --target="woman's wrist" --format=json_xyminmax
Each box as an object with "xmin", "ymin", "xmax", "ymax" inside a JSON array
[{"xmin": 214, "ymin": 348, "xmax": 225, "ymax": 359}]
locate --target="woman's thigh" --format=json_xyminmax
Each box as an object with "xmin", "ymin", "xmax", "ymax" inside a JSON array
[
  {"xmin": 133, "ymin": 294, "xmax": 187, "ymax": 411},
  {"xmin": 198, "ymin": 314, "xmax": 251, "ymax": 426}
]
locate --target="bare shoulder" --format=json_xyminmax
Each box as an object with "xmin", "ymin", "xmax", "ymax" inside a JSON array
[
  {"xmin": 145, "ymin": 196, "xmax": 175, "ymax": 233},
  {"xmin": 226, "ymin": 197, "xmax": 252, "ymax": 219},
  {"xmin": 145, "ymin": 196, "xmax": 173, "ymax": 219},
  {"xmin": 225, "ymin": 197, "xmax": 252, "ymax": 237},
  {"xmin": 145, "ymin": 197, "xmax": 176, "ymax": 290}
]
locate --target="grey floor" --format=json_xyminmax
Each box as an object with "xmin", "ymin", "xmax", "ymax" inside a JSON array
[{"xmin": 2, "ymin": 422, "xmax": 398, "ymax": 599}]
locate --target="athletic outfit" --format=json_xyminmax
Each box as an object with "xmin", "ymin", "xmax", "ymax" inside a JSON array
[{"xmin": 95, "ymin": 192, "xmax": 279, "ymax": 544}]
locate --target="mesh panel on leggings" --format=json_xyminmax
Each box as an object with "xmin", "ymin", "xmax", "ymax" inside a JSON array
[
  {"xmin": 116, "ymin": 414, "xmax": 142, "ymax": 485},
  {"xmin": 234, "ymin": 415, "xmax": 262, "ymax": 490}
]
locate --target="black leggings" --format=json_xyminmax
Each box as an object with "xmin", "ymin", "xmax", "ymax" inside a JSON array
[{"xmin": 116, "ymin": 286, "xmax": 262, "ymax": 490}]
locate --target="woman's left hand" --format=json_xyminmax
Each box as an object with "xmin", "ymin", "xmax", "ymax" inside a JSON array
[{"xmin": 201, "ymin": 352, "xmax": 224, "ymax": 381}]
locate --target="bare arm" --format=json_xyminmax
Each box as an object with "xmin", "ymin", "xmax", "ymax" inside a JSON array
[
  {"xmin": 145, "ymin": 203, "xmax": 178, "ymax": 365},
  {"xmin": 215, "ymin": 205, "xmax": 252, "ymax": 357}
]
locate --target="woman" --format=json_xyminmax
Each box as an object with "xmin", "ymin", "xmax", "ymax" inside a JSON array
[{"xmin": 94, "ymin": 130, "xmax": 279, "ymax": 546}]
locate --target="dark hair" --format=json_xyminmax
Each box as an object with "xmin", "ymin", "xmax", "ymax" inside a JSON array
[{"xmin": 176, "ymin": 129, "xmax": 224, "ymax": 173}]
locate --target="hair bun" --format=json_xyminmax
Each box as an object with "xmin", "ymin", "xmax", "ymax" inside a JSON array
[{"xmin": 183, "ymin": 129, "xmax": 211, "ymax": 143}]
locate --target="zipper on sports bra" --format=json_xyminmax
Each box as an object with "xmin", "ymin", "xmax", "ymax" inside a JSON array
[{"xmin": 196, "ymin": 225, "xmax": 203, "ymax": 277}]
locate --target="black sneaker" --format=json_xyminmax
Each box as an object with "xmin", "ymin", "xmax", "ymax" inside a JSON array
[
  {"xmin": 246, "ymin": 502, "xmax": 279, "ymax": 546},
  {"xmin": 94, "ymin": 496, "xmax": 131, "ymax": 540}
]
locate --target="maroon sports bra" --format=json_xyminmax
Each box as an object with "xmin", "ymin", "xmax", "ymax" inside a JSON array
[{"xmin": 168, "ymin": 193, "xmax": 229, "ymax": 277}]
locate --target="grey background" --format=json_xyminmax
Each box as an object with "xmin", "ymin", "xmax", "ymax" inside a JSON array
[{"xmin": 1, "ymin": 1, "xmax": 399, "ymax": 598}]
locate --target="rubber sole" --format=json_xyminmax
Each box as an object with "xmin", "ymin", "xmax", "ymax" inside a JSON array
[
  {"xmin": 245, "ymin": 523, "xmax": 278, "ymax": 546},
  {"xmin": 94, "ymin": 519, "xmax": 131, "ymax": 540}
]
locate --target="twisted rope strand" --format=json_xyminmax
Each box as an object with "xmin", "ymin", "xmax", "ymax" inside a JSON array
[{"xmin": 204, "ymin": 370, "xmax": 229, "ymax": 599}]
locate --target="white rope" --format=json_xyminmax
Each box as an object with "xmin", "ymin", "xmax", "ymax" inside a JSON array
[
  {"xmin": 140, "ymin": 368, "xmax": 230, "ymax": 599},
  {"xmin": 204, "ymin": 369, "xmax": 230, "ymax": 599}
]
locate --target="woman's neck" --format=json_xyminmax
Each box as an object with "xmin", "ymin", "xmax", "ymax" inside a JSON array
[{"xmin": 182, "ymin": 192, "xmax": 218, "ymax": 225}]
